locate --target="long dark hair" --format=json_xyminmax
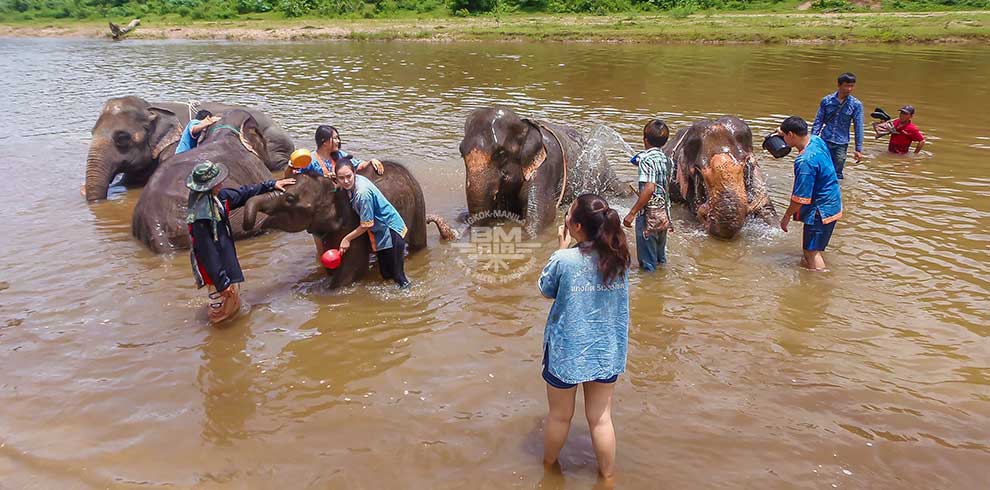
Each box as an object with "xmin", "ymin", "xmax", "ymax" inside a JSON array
[
  {"xmin": 570, "ymin": 194, "xmax": 630, "ymax": 285},
  {"xmin": 315, "ymin": 125, "xmax": 340, "ymax": 149}
]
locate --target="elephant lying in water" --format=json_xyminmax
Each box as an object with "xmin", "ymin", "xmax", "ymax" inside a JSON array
[
  {"xmin": 666, "ymin": 116, "xmax": 777, "ymax": 239},
  {"xmin": 85, "ymin": 96, "xmax": 294, "ymax": 201},
  {"xmin": 242, "ymin": 162, "xmax": 456, "ymax": 289},
  {"xmin": 460, "ymin": 107, "xmax": 625, "ymax": 237},
  {"xmin": 132, "ymin": 109, "xmax": 284, "ymax": 253}
]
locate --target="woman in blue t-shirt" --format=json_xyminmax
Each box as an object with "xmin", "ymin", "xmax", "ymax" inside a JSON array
[
  {"xmin": 285, "ymin": 125, "xmax": 384, "ymax": 178},
  {"xmin": 538, "ymin": 193, "xmax": 631, "ymax": 482}
]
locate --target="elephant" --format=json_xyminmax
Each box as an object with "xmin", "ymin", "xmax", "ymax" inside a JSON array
[
  {"xmin": 242, "ymin": 161, "xmax": 456, "ymax": 289},
  {"xmin": 131, "ymin": 109, "xmax": 283, "ymax": 253},
  {"xmin": 459, "ymin": 107, "xmax": 624, "ymax": 237},
  {"xmin": 665, "ymin": 116, "xmax": 778, "ymax": 239},
  {"xmin": 85, "ymin": 96, "xmax": 294, "ymax": 201}
]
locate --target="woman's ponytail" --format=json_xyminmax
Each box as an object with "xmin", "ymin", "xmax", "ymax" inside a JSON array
[{"xmin": 571, "ymin": 194, "xmax": 631, "ymax": 285}]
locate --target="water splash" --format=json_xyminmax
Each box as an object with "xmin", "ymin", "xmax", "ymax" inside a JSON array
[{"xmin": 569, "ymin": 125, "xmax": 636, "ymax": 200}]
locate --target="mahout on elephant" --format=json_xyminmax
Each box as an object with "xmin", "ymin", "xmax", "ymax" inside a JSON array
[
  {"xmin": 84, "ymin": 95, "xmax": 294, "ymax": 201},
  {"xmin": 132, "ymin": 109, "xmax": 284, "ymax": 253},
  {"xmin": 242, "ymin": 160, "xmax": 456, "ymax": 289},
  {"xmin": 665, "ymin": 116, "xmax": 777, "ymax": 239},
  {"xmin": 459, "ymin": 106, "xmax": 627, "ymax": 237}
]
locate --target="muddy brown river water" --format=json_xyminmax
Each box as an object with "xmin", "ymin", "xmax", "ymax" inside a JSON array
[{"xmin": 0, "ymin": 39, "xmax": 987, "ymax": 489}]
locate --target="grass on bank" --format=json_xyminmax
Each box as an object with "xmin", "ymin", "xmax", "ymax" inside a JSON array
[{"xmin": 1, "ymin": 9, "xmax": 988, "ymax": 43}]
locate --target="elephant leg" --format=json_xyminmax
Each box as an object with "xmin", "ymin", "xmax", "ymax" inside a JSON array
[{"xmin": 322, "ymin": 233, "xmax": 372, "ymax": 289}]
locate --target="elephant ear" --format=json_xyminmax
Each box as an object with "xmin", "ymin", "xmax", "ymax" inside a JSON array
[
  {"xmin": 519, "ymin": 119, "xmax": 548, "ymax": 182},
  {"xmin": 147, "ymin": 107, "xmax": 182, "ymax": 160},
  {"xmin": 676, "ymin": 128, "xmax": 703, "ymax": 200},
  {"xmin": 239, "ymin": 117, "xmax": 268, "ymax": 164}
]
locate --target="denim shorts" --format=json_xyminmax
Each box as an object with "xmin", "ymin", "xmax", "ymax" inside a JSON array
[
  {"xmin": 542, "ymin": 345, "xmax": 619, "ymax": 390},
  {"xmin": 802, "ymin": 213, "xmax": 837, "ymax": 252}
]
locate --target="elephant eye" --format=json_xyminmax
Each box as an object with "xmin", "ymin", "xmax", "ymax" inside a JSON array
[
  {"xmin": 286, "ymin": 194, "xmax": 298, "ymax": 204},
  {"xmin": 112, "ymin": 131, "xmax": 131, "ymax": 148}
]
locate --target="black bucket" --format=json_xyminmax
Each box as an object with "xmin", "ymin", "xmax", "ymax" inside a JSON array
[{"xmin": 762, "ymin": 134, "xmax": 791, "ymax": 158}]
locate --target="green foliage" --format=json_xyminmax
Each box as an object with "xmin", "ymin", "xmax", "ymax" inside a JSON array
[
  {"xmin": 449, "ymin": 0, "xmax": 496, "ymax": 12},
  {"xmin": 811, "ymin": 0, "xmax": 853, "ymax": 10}
]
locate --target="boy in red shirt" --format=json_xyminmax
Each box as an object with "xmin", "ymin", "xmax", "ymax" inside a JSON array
[{"xmin": 887, "ymin": 105, "xmax": 926, "ymax": 154}]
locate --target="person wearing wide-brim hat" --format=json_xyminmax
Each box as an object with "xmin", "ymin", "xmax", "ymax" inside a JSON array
[{"xmin": 186, "ymin": 160, "xmax": 295, "ymax": 324}]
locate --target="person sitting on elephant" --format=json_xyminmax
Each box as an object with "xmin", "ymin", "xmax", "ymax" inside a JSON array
[
  {"xmin": 776, "ymin": 116, "xmax": 843, "ymax": 272},
  {"xmin": 335, "ymin": 163, "xmax": 411, "ymax": 288},
  {"xmin": 539, "ymin": 193, "xmax": 630, "ymax": 483},
  {"xmin": 176, "ymin": 110, "xmax": 221, "ymax": 155},
  {"xmin": 285, "ymin": 125, "xmax": 384, "ymax": 178},
  {"xmin": 623, "ymin": 119, "xmax": 674, "ymax": 271},
  {"xmin": 186, "ymin": 160, "xmax": 295, "ymax": 324}
]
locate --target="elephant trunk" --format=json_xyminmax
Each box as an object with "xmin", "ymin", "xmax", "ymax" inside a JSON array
[
  {"xmin": 84, "ymin": 139, "xmax": 116, "ymax": 201},
  {"xmin": 701, "ymin": 153, "xmax": 749, "ymax": 239},
  {"xmin": 464, "ymin": 149, "xmax": 498, "ymax": 218},
  {"xmin": 244, "ymin": 192, "xmax": 280, "ymax": 231}
]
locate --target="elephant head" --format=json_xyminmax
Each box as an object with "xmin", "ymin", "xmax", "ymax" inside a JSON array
[
  {"xmin": 85, "ymin": 96, "xmax": 184, "ymax": 201},
  {"xmin": 671, "ymin": 117, "xmax": 756, "ymax": 240},
  {"xmin": 243, "ymin": 172, "xmax": 347, "ymax": 236},
  {"xmin": 459, "ymin": 107, "xmax": 549, "ymax": 220},
  {"xmin": 198, "ymin": 109, "xmax": 271, "ymax": 168}
]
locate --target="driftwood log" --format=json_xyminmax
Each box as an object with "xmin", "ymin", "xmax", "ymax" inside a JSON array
[{"xmin": 109, "ymin": 19, "xmax": 140, "ymax": 40}]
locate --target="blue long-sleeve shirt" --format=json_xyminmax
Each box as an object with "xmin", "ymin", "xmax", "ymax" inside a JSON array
[
  {"xmin": 538, "ymin": 247, "xmax": 629, "ymax": 385},
  {"xmin": 811, "ymin": 92, "xmax": 864, "ymax": 152}
]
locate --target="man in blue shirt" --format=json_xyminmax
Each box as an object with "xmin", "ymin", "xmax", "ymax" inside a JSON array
[
  {"xmin": 811, "ymin": 72, "xmax": 864, "ymax": 180},
  {"xmin": 335, "ymin": 163, "xmax": 411, "ymax": 288},
  {"xmin": 175, "ymin": 110, "xmax": 220, "ymax": 155},
  {"xmin": 778, "ymin": 116, "xmax": 843, "ymax": 271}
]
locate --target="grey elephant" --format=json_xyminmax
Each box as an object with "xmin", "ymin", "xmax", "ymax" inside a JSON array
[
  {"xmin": 459, "ymin": 107, "xmax": 625, "ymax": 237},
  {"xmin": 85, "ymin": 96, "xmax": 294, "ymax": 201},
  {"xmin": 132, "ymin": 109, "xmax": 284, "ymax": 253},
  {"xmin": 666, "ymin": 116, "xmax": 777, "ymax": 239}
]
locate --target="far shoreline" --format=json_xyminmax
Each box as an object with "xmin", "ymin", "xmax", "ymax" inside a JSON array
[{"xmin": 1, "ymin": 11, "xmax": 988, "ymax": 44}]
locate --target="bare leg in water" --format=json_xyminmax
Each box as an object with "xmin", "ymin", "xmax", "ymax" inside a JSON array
[
  {"xmin": 543, "ymin": 384, "xmax": 577, "ymax": 467},
  {"xmin": 584, "ymin": 381, "xmax": 617, "ymax": 483},
  {"xmin": 801, "ymin": 249, "xmax": 826, "ymax": 271}
]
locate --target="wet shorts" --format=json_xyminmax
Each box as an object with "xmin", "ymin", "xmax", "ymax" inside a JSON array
[
  {"xmin": 802, "ymin": 213, "xmax": 837, "ymax": 252},
  {"xmin": 542, "ymin": 345, "xmax": 619, "ymax": 390}
]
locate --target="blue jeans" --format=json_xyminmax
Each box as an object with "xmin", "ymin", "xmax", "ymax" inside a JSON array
[
  {"xmin": 825, "ymin": 141, "xmax": 847, "ymax": 179},
  {"xmin": 635, "ymin": 213, "xmax": 668, "ymax": 271}
]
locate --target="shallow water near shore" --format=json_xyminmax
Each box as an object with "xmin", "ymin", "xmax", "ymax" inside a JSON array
[{"xmin": 0, "ymin": 38, "xmax": 988, "ymax": 489}]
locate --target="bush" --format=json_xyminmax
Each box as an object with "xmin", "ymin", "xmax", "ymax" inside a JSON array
[
  {"xmin": 449, "ymin": 0, "xmax": 496, "ymax": 13},
  {"xmin": 236, "ymin": 0, "xmax": 273, "ymax": 13},
  {"xmin": 812, "ymin": 0, "xmax": 853, "ymax": 10},
  {"xmin": 276, "ymin": 0, "xmax": 314, "ymax": 16}
]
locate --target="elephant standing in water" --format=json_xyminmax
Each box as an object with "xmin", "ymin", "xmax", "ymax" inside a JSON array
[
  {"xmin": 666, "ymin": 116, "xmax": 777, "ymax": 239},
  {"xmin": 132, "ymin": 110, "xmax": 283, "ymax": 253},
  {"xmin": 242, "ymin": 162, "xmax": 456, "ymax": 289},
  {"xmin": 460, "ymin": 107, "xmax": 624, "ymax": 236},
  {"xmin": 84, "ymin": 96, "xmax": 294, "ymax": 201}
]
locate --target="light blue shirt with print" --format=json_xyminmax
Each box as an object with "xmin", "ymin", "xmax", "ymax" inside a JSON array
[
  {"xmin": 175, "ymin": 119, "xmax": 201, "ymax": 155},
  {"xmin": 538, "ymin": 247, "xmax": 629, "ymax": 385},
  {"xmin": 350, "ymin": 174, "xmax": 407, "ymax": 252}
]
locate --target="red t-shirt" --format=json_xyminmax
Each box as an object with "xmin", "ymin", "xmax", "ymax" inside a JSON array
[{"xmin": 888, "ymin": 121, "xmax": 924, "ymax": 154}]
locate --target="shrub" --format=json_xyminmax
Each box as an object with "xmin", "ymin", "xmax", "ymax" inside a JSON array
[{"xmin": 449, "ymin": 0, "xmax": 496, "ymax": 13}]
